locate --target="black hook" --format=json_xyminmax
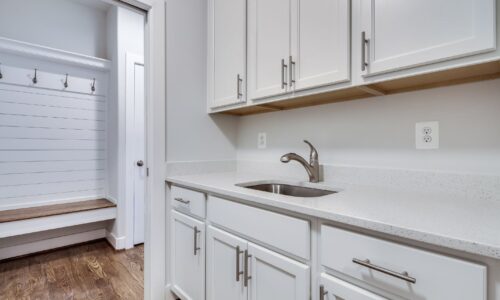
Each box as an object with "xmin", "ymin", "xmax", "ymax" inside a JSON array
[
  {"xmin": 0, "ymin": 63, "xmax": 3, "ymax": 79},
  {"xmin": 91, "ymin": 78, "xmax": 96, "ymax": 92},
  {"xmin": 64, "ymin": 73, "xmax": 69, "ymax": 88},
  {"xmin": 32, "ymin": 68, "xmax": 38, "ymax": 84}
]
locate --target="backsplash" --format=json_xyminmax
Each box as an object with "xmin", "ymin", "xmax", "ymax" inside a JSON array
[{"xmin": 237, "ymin": 160, "xmax": 500, "ymax": 202}]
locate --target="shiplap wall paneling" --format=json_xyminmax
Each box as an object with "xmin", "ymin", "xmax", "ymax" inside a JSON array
[{"xmin": 0, "ymin": 64, "xmax": 108, "ymax": 210}]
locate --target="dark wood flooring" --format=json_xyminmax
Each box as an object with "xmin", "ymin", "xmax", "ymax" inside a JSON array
[{"xmin": 0, "ymin": 240, "xmax": 144, "ymax": 300}]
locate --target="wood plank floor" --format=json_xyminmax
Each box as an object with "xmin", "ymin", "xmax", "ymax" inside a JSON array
[{"xmin": 0, "ymin": 240, "xmax": 143, "ymax": 300}]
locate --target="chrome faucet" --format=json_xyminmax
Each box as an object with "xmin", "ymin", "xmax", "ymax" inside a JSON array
[{"xmin": 280, "ymin": 140, "xmax": 321, "ymax": 183}]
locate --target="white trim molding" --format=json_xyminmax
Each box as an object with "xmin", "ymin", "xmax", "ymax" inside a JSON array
[
  {"xmin": 0, "ymin": 37, "xmax": 111, "ymax": 71},
  {"xmin": 106, "ymin": 230, "xmax": 127, "ymax": 250}
]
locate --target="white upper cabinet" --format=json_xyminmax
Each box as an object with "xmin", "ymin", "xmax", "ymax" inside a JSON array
[
  {"xmin": 359, "ymin": 0, "xmax": 496, "ymax": 76},
  {"xmin": 248, "ymin": 0, "xmax": 292, "ymax": 100},
  {"xmin": 208, "ymin": 0, "xmax": 247, "ymax": 108},
  {"xmin": 291, "ymin": 0, "xmax": 350, "ymax": 91}
]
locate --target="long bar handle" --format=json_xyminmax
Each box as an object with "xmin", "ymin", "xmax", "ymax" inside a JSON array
[
  {"xmin": 237, "ymin": 74, "xmax": 243, "ymax": 99},
  {"xmin": 174, "ymin": 197, "xmax": 190, "ymax": 205},
  {"xmin": 281, "ymin": 59, "xmax": 288, "ymax": 89},
  {"xmin": 193, "ymin": 226, "xmax": 201, "ymax": 255},
  {"xmin": 236, "ymin": 246, "xmax": 244, "ymax": 282},
  {"xmin": 352, "ymin": 258, "xmax": 416, "ymax": 284},
  {"xmin": 244, "ymin": 250, "xmax": 252, "ymax": 287},
  {"xmin": 319, "ymin": 285, "xmax": 328, "ymax": 300},
  {"xmin": 361, "ymin": 31, "xmax": 369, "ymax": 71},
  {"xmin": 289, "ymin": 56, "xmax": 295, "ymax": 87}
]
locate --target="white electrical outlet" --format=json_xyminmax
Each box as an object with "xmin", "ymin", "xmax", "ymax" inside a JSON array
[
  {"xmin": 416, "ymin": 121, "xmax": 439, "ymax": 149},
  {"xmin": 257, "ymin": 132, "xmax": 267, "ymax": 149}
]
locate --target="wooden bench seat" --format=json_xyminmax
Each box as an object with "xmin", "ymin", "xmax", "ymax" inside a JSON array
[{"xmin": 0, "ymin": 199, "xmax": 117, "ymax": 239}]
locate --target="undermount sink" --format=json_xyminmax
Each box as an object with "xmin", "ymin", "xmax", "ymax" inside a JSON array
[{"xmin": 237, "ymin": 181, "xmax": 338, "ymax": 198}]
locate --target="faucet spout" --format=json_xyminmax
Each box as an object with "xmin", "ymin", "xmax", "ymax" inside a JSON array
[{"xmin": 280, "ymin": 141, "xmax": 321, "ymax": 183}]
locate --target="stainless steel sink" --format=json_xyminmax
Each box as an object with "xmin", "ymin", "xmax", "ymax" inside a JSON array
[{"xmin": 237, "ymin": 181, "xmax": 337, "ymax": 197}]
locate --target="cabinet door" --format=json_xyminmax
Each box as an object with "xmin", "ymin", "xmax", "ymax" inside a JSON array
[
  {"xmin": 248, "ymin": 243, "xmax": 309, "ymax": 300},
  {"xmin": 208, "ymin": 0, "xmax": 247, "ymax": 108},
  {"xmin": 359, "ymin": 0, "xmax": 496, "ymax": 76},
  {"xmin": 248, "ymin": 0, "xmax": 291, "ymax": 100},
  {"xmin": 320, "ymin": 273, "xmax": 387, "ymax": 300},
  {"xmin": 171, "ymin": 210, "xmax": 205, "ymax": 300},
  {"xmin": 206, "ymin": 226, "xmax": 248, "ymax": 300},
  {"xmin": 291, "ymin": 0, "xmax": 350, "ymax": 91}
]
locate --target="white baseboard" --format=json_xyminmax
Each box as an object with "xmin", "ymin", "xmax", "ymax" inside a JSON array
[
  {"xmin": 0, "ymin": 229, "xmax": 106, "ymax": 260},
  {"xmin": 106, "ymin": 231, "xmax": 126, "ymax": 250}
]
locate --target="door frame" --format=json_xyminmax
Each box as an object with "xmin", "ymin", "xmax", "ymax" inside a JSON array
[{"xmin": 125, "ymin": 52, "xmax": 145, "ymax": 248}]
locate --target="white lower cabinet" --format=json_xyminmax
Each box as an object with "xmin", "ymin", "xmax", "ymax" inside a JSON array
[
  {"xmin": 171, "ymin": 210, "xmax": 205, "ymax": 300},
  {"xmin": 207, "ymin": 225, "xmax": 310, "ymax": 300},
  {"xmin": 320, "ymin": 273, "xmax": 387, "ymax": 300}
]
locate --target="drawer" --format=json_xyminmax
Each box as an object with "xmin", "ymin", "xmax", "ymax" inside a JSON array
[
  {"xmin": 171, "ymin": 185, "xmax": 206, "ymax": 219},
  {"xmin": 208, "ymin": 196, "xmax": 310, "ymax": 260},
  {"xmin": 320, "ymin": 273, "xmax": 387, "ymax": 300},
  {"xmin": 320, "ymin": 225, "xmax": 486, "ymax": 300}
]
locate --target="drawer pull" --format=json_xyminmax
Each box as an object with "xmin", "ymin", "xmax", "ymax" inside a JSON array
[
  {"xmin": 174, "ymin": 197, "xmax": 190, "ymax": 205},
  {"xmin": 352, "ymin": 258, "xmax": 416, "ymax": 284},
  {"xmin": 236, "ymin": 246, "xmax": 244, "ymax": 282},
  {"xmin": 319, "ymin": 285, "xmax": 328, "ymax": 300},
  {"xmin": 244, "ymin": 250, "xmax": 252, "ymax": 287},
  {"xmin": 193, "ymin": 226, "xmax": 201, "ymax": 255}
]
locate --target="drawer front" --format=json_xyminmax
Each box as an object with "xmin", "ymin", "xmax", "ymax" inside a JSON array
[
  {"xmin": 208, "ymin": 196, "xmax": 310, "ymax": 260},
  {"xmin": 320, "ymin": 273, "xmax": 387, "ymax": 300},
  {"xmin": 320, "ymin": 226, "xmax": 486, "ymax": 300},
  {"xmin": 171, "ymin": 185, "xmax": 206, "ymax": 219}
]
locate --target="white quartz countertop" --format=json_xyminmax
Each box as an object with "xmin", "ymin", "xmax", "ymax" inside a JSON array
[{"xmin": 166, "ymin": 172, "xmax": 500, "ymax": 260}]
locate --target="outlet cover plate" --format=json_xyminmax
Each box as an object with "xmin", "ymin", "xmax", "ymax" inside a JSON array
[
  {"xmin": 416, "ymin": 121, "xmax": 439, "ymax": 149},
  {"xmin": 258, "ymin": 132, "xmax": 267, "ymax": 149}
]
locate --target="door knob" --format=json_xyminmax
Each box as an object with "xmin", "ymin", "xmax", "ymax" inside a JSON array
[{"xmin": 137, "ymin": 160, "xmax": 144, "ymax": 167}]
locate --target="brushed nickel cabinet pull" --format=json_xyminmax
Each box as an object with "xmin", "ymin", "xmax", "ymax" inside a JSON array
[
  {"xmin": 193, "ymin": 226, "xmax": 201, "ymax": 255},
  {"xmin": 236, "ymin": 246, "xmax": 244, "ymax": 282},
  {"xmin": 281, "ymin": 59, "xmax": 288, "ymax": 89},
  {"xmin": 237, "ymin": 74, "xmax": 243, "ymax": 99},
  {"xmin": 352, "ymin": 258, "xmax": 416, "ymax": 284},
  {"xmin": 244, "ymin": 250, "xmax": 252, "ymax": 287},
  {"xmin": 319, "ymin": 285, "xmax": 328, "ymax": 300},
  {"xmin": 174, "ymin": 197, "xmax": 190, "ymax": 204},
  {"xmin": 289, "ymin": 56, "xmax": 295, "ymax": 87},
  {"xmin": 361, "ymin": 31, "xmax": 369, "ymax": 71}
]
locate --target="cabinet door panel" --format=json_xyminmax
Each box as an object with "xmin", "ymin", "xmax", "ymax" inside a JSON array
[
  {"xmin": 320, "ymin": 273, "xmax": 387, "ymax": 300},
  {"xmin": 248, "ymin": 0, "xmax": 291, "ymax": 100},
  {"xmin": 291, "ymin": 0, "xmax": 350, "ymax": 90},
  {"xmin": 248, "ymin": 243, "xmax": 309, "ymax": 300},
  {"xmin": 206, "ymin": 226, "xmax": 247, "ymax": 300},
  {"xmin": 360, "ymin": 0, "xmax": 496, "ymax": 75},
  {"xmin": 209, "ymin": 0, "xmax": 246, "ymax": 108},
  {"xmin": 171, "ymin": 211, "xmax": 205, "ymax": 300}
]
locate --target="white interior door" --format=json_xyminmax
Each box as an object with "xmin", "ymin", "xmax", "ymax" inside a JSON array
[
  {"xmin": 206, "ymin": 226, "xmax": 248, "ymax": 300},
  {"xmin": 360, "ymin": 0, "xmax": 496, "ymax": 76},
  {"xmin": 248, "ymin": 242, "xmax": 309, "ymax": 300},
  {"xmin": 320, "ymin": 273, "xmax": 388, "ymax": 300},
  {"xmin": 248, "ymin": 0, "xmax": 291, "ymax": 100},
  {"xmin": 209, "ymin": 0, "xmax": 247, "ymax": 108},
  {"xmin": 291, "ymin": 0, "xmax": 350, "ymax": 91},
  {"xmin": 171, "ymin": 211, "xmax": 206, "ymax": 300},
  {"xmin": 133, "ymin": 63, "xmax": 145, "ymax": 245}
]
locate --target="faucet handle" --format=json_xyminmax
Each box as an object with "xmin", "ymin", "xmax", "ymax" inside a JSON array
[{"xmin": 303, "ymin": 140, "xmax": 318, "ymax": 162}]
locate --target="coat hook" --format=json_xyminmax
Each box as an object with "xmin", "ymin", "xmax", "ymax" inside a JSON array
[
  {"xmin": 0, "ymin": 63, "xmax": 3, "ymax": 79},
  {"xmin": 91, "ymin": 78, "xmax": 96, "ymax": 92},
  {"xmin": 32, "ymin": 68, "xmax": 38, "ymax": 84},
  {"xmin": 64, "ymin": 73, "xmax": 69, "ymax": 88}
]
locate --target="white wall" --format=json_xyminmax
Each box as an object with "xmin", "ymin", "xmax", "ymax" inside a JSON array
[
  {"xmin": 0, "ymin": 0, "xmax": 109, "ymax": 59},
  {"xmin": 237, "ymin": 79, "xmax": 500, "ymax": 175},
  {"xmin": 106, "ymin": 6, "xmax": 145, "ymax": 248},
  {"xmin": 165, "ymin": 0, "xmax": 237, "ymax": 163}
]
